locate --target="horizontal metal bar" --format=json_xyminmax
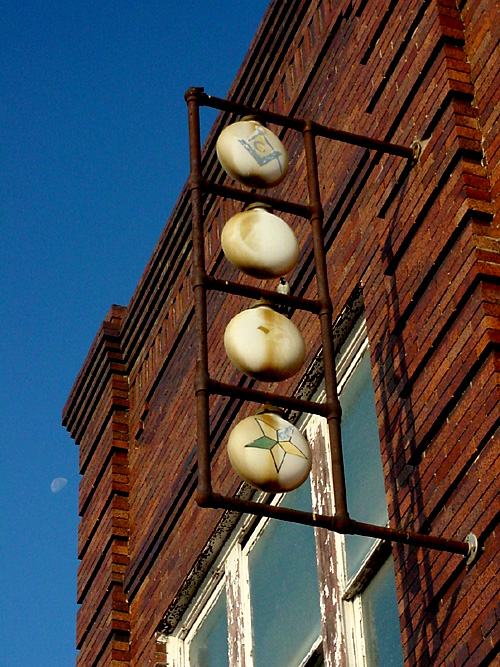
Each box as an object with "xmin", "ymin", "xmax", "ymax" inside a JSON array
[
  {"xmin": 207, "ymin": 379, "xmax": 330, "ymax": 417},
  {"xmin": 206, "ymin": 493, "xmax": 341, "ymax": 530},
  {"xmin": 196, "ymin": 90, "xmax": 414, "ymax": 160},
  {"xmin": 311, "ymin": 121, "xmax": 415, "ymax": 159},
  {"xmin": 205, "ymin": 276, "xmax": 320, "ymax": 313},
  {"xmin": 200, "ymin": 492, "xmax": 471, "ymax": 557},
  {"xmin": 347, "ymin": 519, "xmax": 469, "ymax": 556},
  {"xmin": 198, "ymin": 91, "xmax": 305, "ymax": 131},
  {"xmin": 201, "ymin": 179, "xmax": 311, "ymax": 218}
]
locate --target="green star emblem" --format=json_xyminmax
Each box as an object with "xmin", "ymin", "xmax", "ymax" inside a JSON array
[{"xmin": 245, "ymin": 416, "xmax": 308, "ymax": 473}]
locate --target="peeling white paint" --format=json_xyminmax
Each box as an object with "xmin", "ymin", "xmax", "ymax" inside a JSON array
[{"xmin": 307, "ymin": 416, "xmax": 348, "ymax": 666}]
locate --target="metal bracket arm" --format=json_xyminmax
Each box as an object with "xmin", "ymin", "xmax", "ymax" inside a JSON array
[{"xmin": 186, "ymin": 87, "xmax": 480, "ymax": 567}]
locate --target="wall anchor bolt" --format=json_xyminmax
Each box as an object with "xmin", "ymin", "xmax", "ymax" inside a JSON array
[
  {"xmin": 465, "ymin": 533, "xmax": 479, "ymax": 566},
  {"xmin": 410, "ymin": 139, "xmax": 424, "ymax": 162}
]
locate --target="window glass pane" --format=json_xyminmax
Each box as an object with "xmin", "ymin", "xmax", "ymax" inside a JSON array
[
  {"xmin": 248, "ymin": 480, "xmax": 321, "ymax": 667},
  {"xmin": 361, "ymin": 558, "xmax": 403, "ymax": 666},
  {"xmin": 339, "ymin": 350, "xmax": 388, "ymax": 577},
  {"xmin": 189, "ymin": 590, "xmax": 229, "ymax": 667}
]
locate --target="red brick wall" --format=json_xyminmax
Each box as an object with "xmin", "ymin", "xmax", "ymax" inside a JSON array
[{"xmin": 64, "ymin": 1, "xmax": 498, "ymax": 664}]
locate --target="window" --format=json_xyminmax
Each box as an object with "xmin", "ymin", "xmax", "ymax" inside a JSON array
[
  {"xmin": 188, "ymin": 583, "xmax": 229, "ymax": 667},
  {"xmin": 163, "ymin": 319, "xmax": 402, "ymax": 667},
  {"xmin": 166, "ymin": 478, "xmax": 323, "ymax": 667},
  {"xmin": 306, "ymin": 320, "xmax": 403, "ymax": 667}
]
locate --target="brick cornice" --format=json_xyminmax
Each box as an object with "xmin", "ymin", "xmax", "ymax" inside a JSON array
[{"xmin": 63, "ymin": 304, "xmax": 128, "ymax": 442}]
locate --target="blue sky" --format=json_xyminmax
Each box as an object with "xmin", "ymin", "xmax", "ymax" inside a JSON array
[{"xmin": 1, "ymin": 2, "xmax": 268, "ymax": 664}]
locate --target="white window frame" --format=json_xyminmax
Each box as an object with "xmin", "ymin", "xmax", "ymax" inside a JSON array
[
  {"xmin": 162, "ymin": 318, "xmax": 400, "ymax": 667},
  {"xmin": 341, "ymin": 538, "xmax": 394, "ymax": 667}
]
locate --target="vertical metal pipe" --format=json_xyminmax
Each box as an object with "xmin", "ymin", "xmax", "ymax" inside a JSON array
[
  {"xmin": 303, "ymin": 121, "xmax": 349, "ymax": 522},
  {"xmin": 185, "ymin": 87, "xmax": 212, "ymax": 503}
]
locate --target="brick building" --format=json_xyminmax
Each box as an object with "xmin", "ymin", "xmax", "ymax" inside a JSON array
[{"xmin": 63, "ymin": 1, "xmax": 498, "ymax": 665}]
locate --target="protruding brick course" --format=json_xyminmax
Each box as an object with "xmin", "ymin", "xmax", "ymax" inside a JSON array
[{"xmin": 64, "ymin": 306, "xmax": 131, "ymax": 665}]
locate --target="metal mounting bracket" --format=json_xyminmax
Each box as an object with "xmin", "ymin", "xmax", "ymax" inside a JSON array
[{"xmin": 186, "ymin": 87, "xmax": 481, "ymax": 564}]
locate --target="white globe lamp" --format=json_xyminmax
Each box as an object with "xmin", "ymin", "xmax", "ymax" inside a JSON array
[
  {"xmin": 227, "ymin": 408, "xmax": 312, "ymax": 492},
  {"xmin": 221, "ymin": 203, "xmax": 299, "ymax": 279},
  {"xmin": 216, "ymin": 118, "xmax": 288, "ymax": 188},
  {"xmin": 224, "ymin": 303, "xmax": 306, "ymax": 382}
]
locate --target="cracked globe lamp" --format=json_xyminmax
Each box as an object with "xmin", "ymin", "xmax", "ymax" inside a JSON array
[
  {"xmin": 227, "ymin": 408, "xmax": 312, "ymax": 492},
  {"xmin": 216, "ymin": 117, "xmax": 288, "ymax": 188}
]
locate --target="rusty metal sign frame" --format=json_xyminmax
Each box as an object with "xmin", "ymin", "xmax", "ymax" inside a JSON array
[{"xmin": 185, "ymin": 87, "xmax": 477, "ymax": 562}]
